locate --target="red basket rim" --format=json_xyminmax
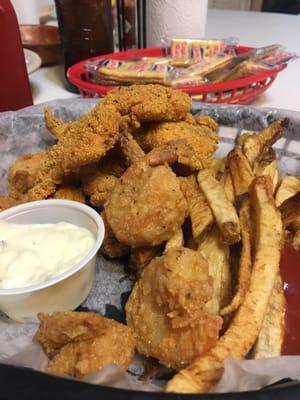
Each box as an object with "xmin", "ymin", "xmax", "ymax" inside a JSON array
[{"xmin": 67, "ymin": 46, "xmax": 286, "ymax": 96}]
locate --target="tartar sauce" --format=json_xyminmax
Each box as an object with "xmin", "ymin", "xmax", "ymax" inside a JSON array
[{"xmin": 0, "ymin": 221, "xmax": 95, "ymax": 289}]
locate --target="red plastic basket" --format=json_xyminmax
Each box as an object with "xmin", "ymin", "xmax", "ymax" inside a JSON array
[{"xmin": 67, "ymin": 46, "xmax": 286, "ymax": 105}]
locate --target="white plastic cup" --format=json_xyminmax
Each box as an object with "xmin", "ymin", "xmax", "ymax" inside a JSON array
[
  {"xmin": 11, "ymin": 0, "xmax": 39, "ymax": 24},
  {"xmin": 146, "ymin": 0, "xmax": 208, "ymax": 47}
]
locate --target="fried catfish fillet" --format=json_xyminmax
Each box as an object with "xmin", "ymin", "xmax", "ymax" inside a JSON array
[
  {"xmin": 0, "ymin": 195, "xmax": 16, "ymax": 211},
  {"xmin": 53, "ymin": 185, "xmax": 86, "ymax": 203},
  {"xmin": 197, "ymin": 169, "xmax": 241, "ymax": 244},
  {"xmin": 8, "ymin": 152, "xmax": 47, "ymax": 199},
  {"xmin": 134, "ymin": 121, "xmax": 218, "ymax": 169},
  {"xmin": 105, "ymin": 143, "xmax": 189, "ymax": 247},
  {"xmin": 126, "ymin": 247, "xmax": 222, "ymax": 369},
  {"xmin": 82, "ymin": 154, "xmax": 126, "ymax": 208},
  {"xmin": 22, "ymin": 104, "xmax": 122, "ymax": 202},
  {"xmin": 35, "ymin": 312, "xmax": 136, "ymax": 378},
  {"xmin": 166, "ymin": 176, "xmax": 283, "ymax": 393},
  {"xmin": 101, "ymin": 84, "xmax": 191, "ymax": 125},
  {"xmin": 44, "ymin": 108, "xmax": 66, "ymax": 139}
]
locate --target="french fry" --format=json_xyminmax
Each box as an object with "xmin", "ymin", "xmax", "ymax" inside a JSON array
[
  {"xmin": 119, "ymin": 128, "xmax": 145, "ymax": 165},
  {"xmin": 219, "ymin": 170, "xmax": 235, "ymax": 203},
  {"xmin": 275, "ymin": 176, "xmax": 300, "ymax": 207},
  {"xmin": 197, "ymin": 169, "xmax": 241, "ymax": 244},
  {"xmin": 228, "ymin": 148, "xmax": 254, "ymax": 197},
  {"xmin": 242, "ymin": 118, "xmax": 288, "ymax": 166},
  {"xmin": 252, "ymin": 273, "xmax": 286, "ymax": 358},
  {"xmin": 221, "ymin": 200, "xmax": 252, "ymax": 316},
  {"xmin": 101, "ymin": 211, "xmax": 130, "ymax": 259},
  {"xmin": 209, "ymin": 158, "xmax": 226, "ymax": 180},
  {"xmin": 130, "ymin": 246, "xmax": 161, "ymax": 275},
  {"xmin": 198, "ymin": 227, "xmax": 231, "ymax": 314},
  {"xmin": 292, "ymin": 230, "xmax": 300, "ymax": 251},
  {"xmin": 166, "ymin": 176, "xmax": 283, "ymax": 393},
  {"xmin": 181, "ymin": 175, "xmax": 213, "ymax": 241}
]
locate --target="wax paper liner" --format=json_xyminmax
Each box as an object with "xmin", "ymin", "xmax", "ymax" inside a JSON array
[{"xmin": 0, "ymin": 99, "xmax": 300, "ymax": 393}]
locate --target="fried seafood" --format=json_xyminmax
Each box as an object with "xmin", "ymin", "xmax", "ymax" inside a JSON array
[
  {"xmin": 101, "ymin": 84, "xmax": 191, "ymax": 125},
  {"xmin": 22, "ymin": 104, "xmax": 122, "ymax": 202},
  {"xmin": 105, "ymin": 143, "xmax": 189, "ymax": 247},
  {"xmin": 197, "ymin": 169, "xmax": 241, "ymax": 244},
  {"xmin": 53, "ymin": 185, "xmax": 86, "ymax": 203},
  {"xmin": 134, "ymin": 121, "xmax": 218, "ymax": 170},
  {"xmin": 8, "ymin": 152, "xmax": 46, "ymax": 199},
  {"xmin": 100, "ymin": 211, "xmax": 129, "ymax": 259},
  {"xmin": 34, "ymin": 311, "xmax": 136, "ymax": 378},
  {"xmin": 126, "ymin": 247, "xmax": 222, "ymax": 369},
  {"xmin": 44, "ymin": 108, "xmax": 66, "ymax": 140},
  {"xmin": 166, "ymin": 177, "xmax": 283, "ymax": 393},
  {"xmin": 130, "ymin": 245, "xmax": 161, "ymax": 275},
  {"xmin": 81, "ymin": 155, "xmax": 125, "ymax": 208}
]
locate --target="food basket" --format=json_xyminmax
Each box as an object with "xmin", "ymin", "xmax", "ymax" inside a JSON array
[{"xmin": 67, "ymin": 47, "xmax": 286, "ymax": 104}]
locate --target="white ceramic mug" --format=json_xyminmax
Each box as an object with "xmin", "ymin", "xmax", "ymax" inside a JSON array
[
  {"xmin": 11, "ymin": 0, "xmax": 39, "ymax": 24},
  {"xmin": 146, "ymin": 0, "xmax": 208, "ymax": 47}
]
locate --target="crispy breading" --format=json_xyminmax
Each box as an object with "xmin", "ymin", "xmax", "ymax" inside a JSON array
[
  {"xmin": 34, "ymin": 312, "xmax": 111, "ymax": 357},
  {"xmin": 53, "ymin": 185, "xmax": 86, "ymax": 203},
  {"xmin": 119, "ymin": 129, "xmax": 145, "ymax": 165},
  {"xmin": 101, "ymin": 84, "xmax": 191, "ymax": 123},
  {"xmin": 166, "ymin": 176, "xmax": 283, "ymax": 393},
  {"xmin": 134, "ymin": 121, "xmax": 218, "ymax": 170},
  {"xmin": 126, "ymin": 247, "xmax": 222, "ymax": 369},
  {"xmin": 165, "ymin": 229, "xmax": 184, "ymax": 251},
  {"xmin": 8, "ymin": 152, "xmax": 47, "ymax": 199},
  {"xmin": 195, "ymin": 115, "xmax": 219, "ymax": 131},
  {"xmin": 105, "ymin": 145, "xmax": 188, "ymax": 247},
  {"xmin": 44, "ymin": 108, "xmax": 66, "ymax": 139},
  {"xmin": 130, "ymin": 245, "xmax": 161, "ymax": 275},
  {"xmin": 197, "ymin": 169, "xmax": 241, "ymax": 244},
  {"xmin": 228, "ymin": 148, "xmax": 254, "ymax": 197}
]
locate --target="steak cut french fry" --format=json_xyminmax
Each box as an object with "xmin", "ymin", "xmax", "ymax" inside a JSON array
[
  {"xmin": 275, "ymin": 176, "xmax": 300, "ymax": 207},
  {"xmin": 242, "ymin": 118, "xmax": 288, "ymax": 166},
  {"xmin": 198, "ymin": 228, "xmax": 231, "ymax": 314},
  {"xmin": 182, "ymin": 175, "xmax": 213, "ymax": 241},
  {"xmin": 221, "ymin": 200, "xmax": 252, "ymax": 316},
  {"xmin": 228, "ymin": 148, "xmax": 254, "ymax": 197},
  {"xmin": 252, "ymin": 273, "xmax": 286, "ymax": 358},
  {"xmin": 166, "ymin": 176, "xmax": 283, "ymax": 394},
  {"xmin": 280, "ymin": 193, "xmax": 300, "ymax": 230},
  {"xmin": 197, "ymin": 169, "xmax": 241, "ymax": 244}
]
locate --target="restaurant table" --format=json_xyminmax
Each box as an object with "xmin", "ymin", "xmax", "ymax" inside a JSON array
[{"xmin": 29, "ymin": 9, "xmax": 300, "ymax": 110}]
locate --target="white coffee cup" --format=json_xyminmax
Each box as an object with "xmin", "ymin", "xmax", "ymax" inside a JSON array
[
  {"xmin": 11, "ymin": 0, "xmax": 39, "ymax": 24},
  {"xmin": 146, "ymin": 0, "xmax": 208, "ymax": 47}
]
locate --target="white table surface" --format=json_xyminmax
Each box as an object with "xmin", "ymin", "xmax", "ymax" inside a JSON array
[{"xmin": 30, "ymin": 9, "xmax": 300, "ymax": 111}]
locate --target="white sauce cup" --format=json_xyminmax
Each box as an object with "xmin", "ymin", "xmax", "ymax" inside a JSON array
[{"xmin": 0, "ymin": 200, "xmax": 104, "ymax": 322}]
